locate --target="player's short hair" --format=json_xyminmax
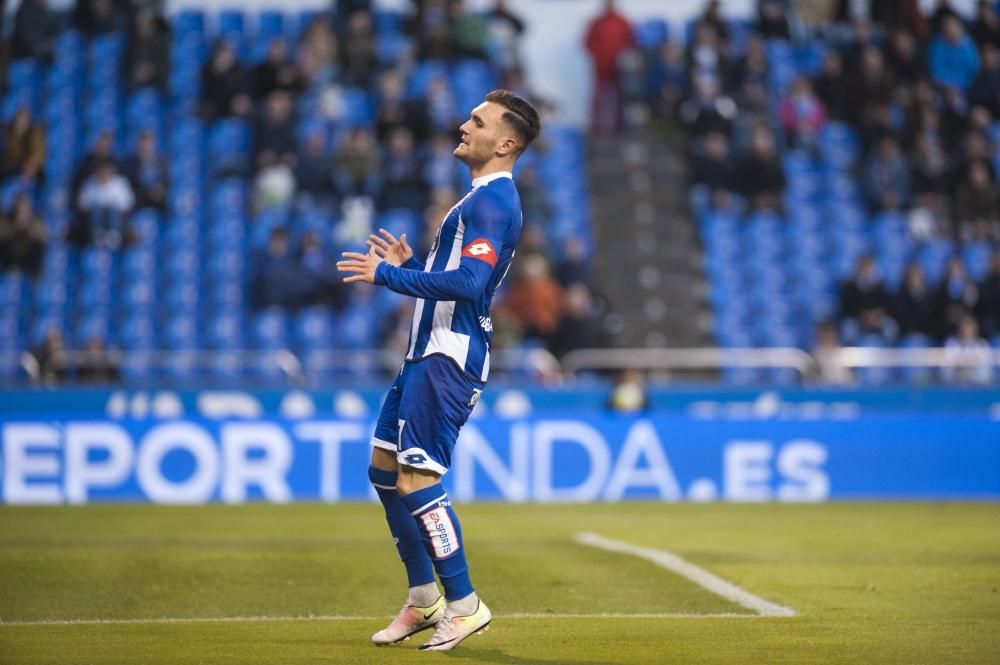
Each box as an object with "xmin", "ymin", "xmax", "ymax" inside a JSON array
[{"xmin": 485, "ymin": 89, "xmax": 541, "ymax": 156}]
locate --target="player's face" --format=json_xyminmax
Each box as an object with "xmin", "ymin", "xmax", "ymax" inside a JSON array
[{"xmin": 454, "ymin": 102, "xmax": 508, "ymax": 165}]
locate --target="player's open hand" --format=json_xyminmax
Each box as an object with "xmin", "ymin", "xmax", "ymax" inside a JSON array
[
  {"xmin": 337, "ymin": 246, "xmax": 383, "ymax": 284},
  {"xmin": 365, "ymin": 229, "xmax": 413, "ymax": 267}
]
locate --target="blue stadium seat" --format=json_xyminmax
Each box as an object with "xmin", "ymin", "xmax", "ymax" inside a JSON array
[
  {"xmin": 121, "ymin": 279, "xmax": 156, "ymax": 310},
  {"xmin": 118, "ymin": 313, "xmax": 156, "ymax": 350},
  {"xmin": 162, "ymin": 314, "xmax": 199, "ymax": 349},
  {"xmin": 251, "ymin": 308, "xmax": 288, "ymax": 349},
  {"xmin": 121, "ymin": 350, "xmax": 155, "ymax": 382},
  {"xmin": 293, "ymin": 307, "xmax": 335, "ymax": 350},
  {"xmin": 205, "ymin": 311, "xmax": 244, "ymax": 350}
]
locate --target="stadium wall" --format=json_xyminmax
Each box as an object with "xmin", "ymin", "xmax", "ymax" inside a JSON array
[{"xmin": 2, "ymin": 389, "xmax": 997, "ymax": 504}]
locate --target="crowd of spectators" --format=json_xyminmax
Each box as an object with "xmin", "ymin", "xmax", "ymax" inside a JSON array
[
  {"xmin": 623, "ymin": 0, "xmax": 1000, "ymax": 384},
  {"xmin": 0, "ymin": 0, "xmax": 607, "ymax": 383}
]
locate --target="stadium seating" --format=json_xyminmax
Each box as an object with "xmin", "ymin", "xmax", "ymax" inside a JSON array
[{"xmin": 0, "ymin": 8, "xmax": 593, "ymax": 387}]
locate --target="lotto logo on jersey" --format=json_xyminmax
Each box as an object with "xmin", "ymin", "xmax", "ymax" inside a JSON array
[{"xmin": 462, "ymin": 238, "xmax": 498, "ymax": 267}]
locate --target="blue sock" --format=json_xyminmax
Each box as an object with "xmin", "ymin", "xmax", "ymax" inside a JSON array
[
  {"xmin": 368, "ymin": 466, "xmax": 436, "ymax": 589},
  {"xmin": 399, "ymin": 483, "xmax": 474, "ymax": 601}
]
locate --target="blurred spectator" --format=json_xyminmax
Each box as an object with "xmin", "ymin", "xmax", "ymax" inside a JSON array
[
  {"xmin": 252, "ymin": 227, "xmax": 303, "ymax": 309},
  {"xmin": 295, "ymin": 129, "xmax": 336, "ymax": 207},
  {"xmin": 486, "ymin": 0, "xmax": 526, "ymax": 71},
  {"xmin": 333, "ymin": 0, "xmax": 372, "ymax": 33},
  {"xmin": 201, "ymin": 41, "xmax": 251, "ymax": 120},
  {"xmin": 691, "ymin": 130, "xmax": 737, "ymax": 206},
  {"xmin": 840, "ymin": 18, "xmax": 876, "ymax": 77},
  {"xmin": 124, "ymin": 130, "xmax": 168, "ymax": 211},
  {"xmin": 686, "ymin": 18, "xmax": 730, "ymax": 87},
  {"xmin": 123, "ymin": 11, "xmax": 170, "ymax": 91},
  {"xmin": 504, "ymin": 254, "xmax": 564, "ymax": 339},
  {"xmin": 954, "ymin": 160, "xmax": 1000, "ymax": 231},
  {"xmin": 451, "ymin": 0, "xmax": 489, "ymax": 60},
  {"xmin": 72, "ymin": 0, "xmax": 127, "ymax": 35},
  {"xmin": 778, "ymin": 76, "xmax": 827, "ymax": 150},
  {"xmin": 929, "ymin": 16, "xmax": 981, "ymax": 92},
  {"xmin": 31, "ymin": 328, "xmax": 66, "ymax": 384},
  {"xmin": 868, "ymin": 0, "xmax": 928, "ymax": 36},
  {"xmin": 680, "ymin": 77, "xmax": 737, "ymax": 139},
  {"xmin": 845, "ymin": 47, "xmax": 894, "ymax": 126},
  {"xmin": 253, "ymin": 163, "xmax": 295, "ymax": 210},
  {"xmin": 253, "ymin": 38, "xmax": 303, "ymax": 99},
  {"xmin": 424, "ymin": 133, "xmax": 462, "ymax": 192},
  {"xmin": 929, "ymin": 0, "xmax": 963, "ymax": 35},
  {"xmin": 77, "ymin": 336, "xmax": 121, "ymax": 384},
  {"xmin": 299, "ymin": 231, "xmax": 345, "ymax": 308},
  {"xmin": 77, "ymin": 159, "xmax": 135, "ymax": 249},
  {"xmin": 970, "ymin": 0, "xmax": 1000, "ymax": 49},
  {"xmin": 546, "ymin": 283, "xmax": 609, "ymax": 359},
  {"xmin": 376, "ymin": 70, "xmax": 431, "ymax": 144},
  {"xmin": 976, "ymin": 250, "xmax": 1000, "ymax": 337},
  {"xmin": 756, "ymin": 0, "xmax": 791, "ymax": 40},
  {"xmin": 909, "ymin": 134, "xmax": 949, "ymax": 198},
  {"xmin": 935, "ymin": 257, "xmax": 980, "ymax": 338},
  {"xmin": 0, "ymin": 193, "xmax": 47, "ymax": 277},
  {"xmin": 339, "ymin": 9, "xmax": 377, "ymax": 88},
  {"xmin": 695, "ymin": 0, "xmax": 730, "ymax": 44},
  {"xmin": 812, "ymin": 51, "xmax": 851, "ymax": 121},
  {"xmin": 2, "ymin": 107, "xmax": 46, "ymax": 183},
  {"xmin": 297, "ymin": 16, "xmax": 338, "ymax": 86},
  {"xmin": 607, "ymin": 368, "xmax": 649, "ymax": 413},
  {"xmin": 71, "ymin": 130, "xmax": 117, "ymax": 197},
  {"xmin": 334, "ymin": 128, "xmax": 381, "ymax": 200},
  {"xmin": 812, "ymin": 320, "xmax": 854, "ymax": 386},
  {"xmin": 942, "ymin": 315, "xmax": 994, "ymax": 384},
  {"xmin": 254, "ymin": 91, "xmax": 297, "ymax": 171},
  {"xmin": 737, "ymin": 125, "xmax": 785, "ymax": 212},
  {"xmin": 379, "ymin": 127, "xmax": 428, "ymax": 213},
  {"xmin": 12, "ymin": 0, "xmax": 58, "ymax": 61},
  {"xmin": 838, "ymin": 254, "xmax": 897, "ymax": 342},
  {"xmin": 865, "ymin": 136, "xmax": 910, "ymax": 212},
  {"xmin": 969, "ymin": 45, "xmax": 1000, "ymax": 117},
  {"xmin": 426, "ymin": 74, "xmax": 460, "ymax": 134},
  {"xmin": 556, "ymin": 237, "xmax": 591, "ymax": 288},
  {"xmin": 883, "ymin": 28, "xmax": 926, "ymax": 87},
  {"xmin": 509, "ymin": 224, "xmax": 553, "ymax": 281},
  {"xmin": 892, "ymin": 264, "xmax": 935, "ymax": 338},
  {"xmin": 410, "ymin": 0, "xmax": 454, "ymax": 61},
  {"xmin": 517, "ymin": 165, "xmax": 553, "ymax": 228},
  {"xmin": 646, "ymin": 42, "xmax": 688, "ymax": 121},
  {"xmin": 584, "ymin": 0, "xmax": 635, "ymax": 135}
]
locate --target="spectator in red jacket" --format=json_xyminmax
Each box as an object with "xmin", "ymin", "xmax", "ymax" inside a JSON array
[{"xmin": 584, "ymin": 0, "xmax": 635, "ymax": 135}]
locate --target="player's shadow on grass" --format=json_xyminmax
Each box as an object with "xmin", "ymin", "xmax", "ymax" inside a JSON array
[{"xmin": 446, "ymin": 649, "xmax": 616, "ymax": 665}]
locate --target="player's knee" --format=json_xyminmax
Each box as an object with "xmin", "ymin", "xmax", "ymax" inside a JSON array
[
  {"xmin": 371, "ymin": 446, "xmax": 398, "ymax": 472},
  {"xmin": 395, "ymin": 465, "xmax": 440, "ymax": 496}
]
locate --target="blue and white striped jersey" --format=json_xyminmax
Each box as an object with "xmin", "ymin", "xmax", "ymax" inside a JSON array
[{"xmin": 374, "ymin": 171, "xmax": 522, "ymax": 382}]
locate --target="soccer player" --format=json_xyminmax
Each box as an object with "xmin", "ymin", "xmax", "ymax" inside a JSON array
[{"xmin": 336, "ymin": 89, "xmax": 540, "ymax": 651}]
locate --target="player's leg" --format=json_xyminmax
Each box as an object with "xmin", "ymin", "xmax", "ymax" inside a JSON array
[
  {"xmin": 369, "ymin": 370, "xmax": 443, "ymax": 646},
  {"xmin": 394, "ymin": 358, "xmax": 491, "ymax": 651}
]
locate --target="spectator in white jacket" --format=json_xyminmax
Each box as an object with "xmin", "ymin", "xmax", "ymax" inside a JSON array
[{"xmin": 78, "ymin": 159, "xmax": 135, "ymax": 249}]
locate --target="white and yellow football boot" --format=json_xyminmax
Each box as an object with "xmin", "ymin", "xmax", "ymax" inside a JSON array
[
  {"xmin": 418, "ymin": 599, "xmax": 492, "ymax": 651},
  {"xmin": 371, "ymin": 596, "xmax": 446, "ymax": 646}
]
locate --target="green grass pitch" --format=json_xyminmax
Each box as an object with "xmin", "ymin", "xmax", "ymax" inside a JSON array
[{"xmin": 1, "ymin": 503, "xmax": 998, "ymax": 664}]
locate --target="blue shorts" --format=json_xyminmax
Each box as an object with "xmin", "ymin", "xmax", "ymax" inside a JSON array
[{"xmin": 372, "ymin": 355, "xmax": 484, "ymax": 475}]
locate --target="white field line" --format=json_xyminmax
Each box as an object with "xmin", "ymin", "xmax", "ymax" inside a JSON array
[
  {"xmin": 576, "ymin": 532, "xmax": 798, "ymax": 618},
  {"xmin": 0, "ymin": 613, "xmax": 761, "ymax": 627}
]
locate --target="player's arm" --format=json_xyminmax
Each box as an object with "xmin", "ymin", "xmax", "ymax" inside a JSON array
[{"xmin": 339, "ymin": 191, "xmax": 508, "ymax": 302}]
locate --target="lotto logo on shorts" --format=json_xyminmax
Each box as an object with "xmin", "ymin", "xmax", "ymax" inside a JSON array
[
  {"xmin": 420, "ymin": 508, "xmax": 459, "ymax": 558},
  {"xmin": 462, "ymin": 238, "xmax": 498, "ymax": 267}
]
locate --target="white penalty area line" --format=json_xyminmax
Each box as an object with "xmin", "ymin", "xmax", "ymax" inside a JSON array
[
  {"xmin": 0, "ymin": 612, "xmax": 760, "ymax": 628},
  {"xmin": 576, "ymin": 532, "xmax": 798, "ymax": 618}
]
